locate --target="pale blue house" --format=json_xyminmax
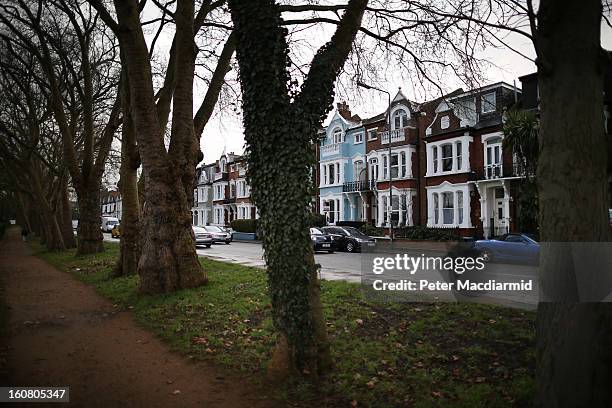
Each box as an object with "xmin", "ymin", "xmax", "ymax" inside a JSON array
[{"xmin": 319, "ymin": 102, "xmax": 368, "ymax": 224}]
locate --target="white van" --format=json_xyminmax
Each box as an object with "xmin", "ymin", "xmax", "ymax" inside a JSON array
[{"xmin": 101, "ymin": 217, "xmax": 119, "ymax": 232}]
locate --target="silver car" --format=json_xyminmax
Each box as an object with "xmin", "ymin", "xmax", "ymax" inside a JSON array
[
  {"xmin": 203, "ymin": 225, "xmax": 232, "ymax": 244},
  {"xmin": 192, "ymin": 226, "xmax": 213, "ymax": 248}
]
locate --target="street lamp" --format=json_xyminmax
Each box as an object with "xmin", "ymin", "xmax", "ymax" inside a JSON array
[{"xmin": 357, "ymin": 81, "xmax": 394, "ymax": 242}]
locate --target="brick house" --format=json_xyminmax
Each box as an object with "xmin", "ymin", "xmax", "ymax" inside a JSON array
[
  {"xmin": 206, "ymin": 151, "xmax": 257, "ymax": 227},
  {"xmin": 317, "ymin": 81, "xmax": 526, "ymax": 238}
]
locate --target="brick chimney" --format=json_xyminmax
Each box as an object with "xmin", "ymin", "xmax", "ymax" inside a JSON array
[{"xmin": 337, "ymin": 101, "xmax": 352, "ymax": 120}]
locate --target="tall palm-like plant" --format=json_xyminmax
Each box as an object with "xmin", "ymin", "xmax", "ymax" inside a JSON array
[{"xmin": 503, "ymin": 108, "xmax": 540, "ymax": 234}]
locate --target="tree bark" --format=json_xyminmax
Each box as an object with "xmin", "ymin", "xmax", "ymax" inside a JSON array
[
  {"xmin": 113, "ymin": 0, "xmax": 206, "ymax": 292},
  {"xmin": 57, "ymin": 173, "xmax": 76, "ymax": 249},
  {"xmin": 113, "ymin": 74, "xmax": 140, "ymax": 277},
  {"xmin": 229, "ymin": 0, "xmax": 366, "ymax": 377},
  {"xmin": 535, "ymin": 1, "xmax": 612, "ymax": 406},
  {"xmin": 76, "ymin": 186, "xmax": 104, "ymax": 255}
]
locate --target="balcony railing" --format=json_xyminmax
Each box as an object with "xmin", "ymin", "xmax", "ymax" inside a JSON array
[
  {"xmin": 214, "ymin": 172, "xmax": 228, "ymax": 181},
  {"xmin": 379, "ymin": 128, "xmax": 406, "ymax": 144},
  {"xmin": 483, "ymin": 163, "xmax": 528, "ymax": 180},
  {"xmin": 222, "ymin": 197, "xmax": 236, "ymax": 204},
  {"xmin": 321, "ymin": 143, "xmax": 340, "ymax": 157},
  {"xmin": 342, "ymin": 180, "xmax": 376, "ymax": 192}
]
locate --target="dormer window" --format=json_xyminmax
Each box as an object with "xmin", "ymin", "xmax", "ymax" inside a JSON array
[
  {"xmin": 332, "ymin": 127, "xmax": 343, "ymax": 144},
  {"xmin": 392, "ymin": 109, "xmax": 409, "ymax": 130},
  {"xmin": 481, "ymin": 92, "xmax": 496, "ymax": 113},
  {"xmin": 440, "ymin": 115, "xmax": 450, "ymax": 129}
]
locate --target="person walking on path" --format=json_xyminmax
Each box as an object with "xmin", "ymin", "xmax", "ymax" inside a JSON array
[{"xmin": 20, "ymin": 227, "xmax": 28, "ymax": 242}]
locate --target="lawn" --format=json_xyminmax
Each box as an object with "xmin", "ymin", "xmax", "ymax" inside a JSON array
[{"xmin": 32, "ymin": 240, "xmax": 535, "ymax": 408}]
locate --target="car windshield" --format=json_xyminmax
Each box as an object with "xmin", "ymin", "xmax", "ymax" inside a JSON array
[
  {"xmin": 344, "ymin": 226, "xmax": 369, "ymax": 238},
  {"xmin": 523, "ymin": 234, "xmax": 539, "ymax": 244},
  {"xmin": 108, "ymin": 221, "xmax": 118, "ymax": 225},
  {"xmin": 205, "ymin": 226, "xmax": 223, "ymax": 232},
  {"xmin": 310, "ymin": 228, "xmax": 324, "ymax": 235}
]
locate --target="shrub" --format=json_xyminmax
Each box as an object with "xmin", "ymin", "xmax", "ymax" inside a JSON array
[
  {"xmin": 395, "ymin": 226, "xmax": 462, "ymax": 241},
  {"xmin": 358, "ymin": 225, "xmax": 462, "ymax": 241},
  {"xmin": 308, "ymin": 213, "xmax": 327, "ymax": 228},
  {"xmin": 230, "ymin": 219, "xmax": 258, "ymax": 233},
  {"xmin": 336, "ymin": 220, "xmax": 365, "ymax": 228},
  {"xmin": 359, "ymin": 224, "xmax": 384, "ymax": 237}
]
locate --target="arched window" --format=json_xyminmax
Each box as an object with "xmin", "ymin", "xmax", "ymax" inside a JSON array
[
  {"xmin": 369, "ymin": 158, "xmax": 378, "ymax": 181},
  {"xmin": 332, "ymin": 127, "xmax": 343, "ymax": 144},
  {"xmin": 354, "ymin": 160, "xmax": 365, "ymax": 181},
  {"xmin": 392, "ymin": 108, "xmax": 409, "ymax": 130}
]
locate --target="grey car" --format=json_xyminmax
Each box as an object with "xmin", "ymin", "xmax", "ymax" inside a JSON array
[{"xmin": 203, "ymin": 225, "xmax": 232, "ymax": 244}]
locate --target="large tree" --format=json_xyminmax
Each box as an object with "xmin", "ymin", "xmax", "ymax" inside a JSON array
[
  {"xmin": 0, "ymin": 0, "xmax": 122, "ymax": 255},
  {"xmin": 534, "ymin": 1, "xmax": 612, "ymax": 406},
  {"xmin": 228, "ymin": 0, "xmax": 368, "ymax": 377},
  {"xmin": 86, "ymin": 0, "xmax": 235, "ymax": 291}
]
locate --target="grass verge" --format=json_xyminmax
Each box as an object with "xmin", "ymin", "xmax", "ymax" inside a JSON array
[{"xmin": 31, "ymin": 240, "xmax": 535, "ymax": 407}]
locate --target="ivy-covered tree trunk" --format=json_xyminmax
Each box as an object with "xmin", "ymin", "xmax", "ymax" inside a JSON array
[
  {"xmin": 535, "ymin": 1, "xmax": 612, "ymax": 406},
  {"xmin": 229, "ymin": 0, "xmax": 367, "ymax": 377}
]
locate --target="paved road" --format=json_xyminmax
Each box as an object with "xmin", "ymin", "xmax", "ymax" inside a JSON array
[
  {"xmin": 103, "ymin": 233, "xmax": 362, "ymax": 282},
  {"xmin": 103, "ymin": 234, "xmax": 538, "ymax": 309}
]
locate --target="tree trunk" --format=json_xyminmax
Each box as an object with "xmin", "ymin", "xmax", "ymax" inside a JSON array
[
  {"xmin": 76, "ymin": 186, "xmax": 104, "ymax": 255},
  {"xmin": 112, "ymin": 0, "xmax": 207, "ymax": 292},
  {"xmin": 57, "ymin": 173, "xmax": 76, "ymax": 249},
  {"xmin": 535, "ymin": 1, "xmax": 612, "ymax": 406},
  {"xmin": 229, "ymin": 0, "xmax": 366, "ymax": 377},
  {"xmin": 113, "ymin": 75, "xmax": 140, "ymax": 277}
]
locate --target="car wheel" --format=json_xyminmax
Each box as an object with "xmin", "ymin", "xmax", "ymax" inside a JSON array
[
  {"xmin": 225, "ymin": 241, "xmax": 230, "ymax": 245},
  {"xmin": 480, "ymin": 248, "xmax": 493, "ymax": 263},
  {"xmin": 346, "ymin": 241, "xmax": 355, "ymax": 253},
  {"xmin": 328, "ymin": 250, "xmax": 335, "ymax": 254},
  {"xmin": 206, "ymin": 244, "xmax": 212, "ymax": 248}
]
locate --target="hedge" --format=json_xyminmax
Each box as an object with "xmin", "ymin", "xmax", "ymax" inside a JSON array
[
  {"xmin": 230, "ymin": 219, "xmax": 258, "ymax": 233},
  {"xmin": 358, "ymin": 225, "xmax": 463, "ymax": 241}
]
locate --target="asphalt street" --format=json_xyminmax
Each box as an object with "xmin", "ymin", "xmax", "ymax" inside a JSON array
[{"xmin": 103, "ymin": 233, "xmax": 538, "ymax": 309}]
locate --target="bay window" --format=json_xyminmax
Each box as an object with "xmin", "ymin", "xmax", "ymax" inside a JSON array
[
  {"xmin": 442, "ymin": 192, "xmax": 454, "ymax": 224},
  {"xmin": 441, "ymin": 144, "xmax": 453, "ymax": 171},
  {"xmin": 455, "ymin": 141, "xmax": 462, "ymax": 170}
]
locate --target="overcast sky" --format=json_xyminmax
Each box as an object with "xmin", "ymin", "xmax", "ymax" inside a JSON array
[{"xmin": 141, "ymin": 3, "xmax": 612, "ymax": 165}]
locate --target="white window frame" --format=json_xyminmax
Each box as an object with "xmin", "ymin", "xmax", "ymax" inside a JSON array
[
  {"xmin": 425, "ymin": 135, "xmax": 473, "ymax": 177},
  {"xmin": 367, "ymin": 128, "xmax": 377, "ymax": 141},
  {"xmin": 481, "ymin": 92, "xmax": 496, "ymax": 113},
  {"xmin": 426, "ymin": 182, "xmax": 472, "ymax": 228},
  {"xmin": 354, "ymin": 132, "xmax": 364, "ymax": 144},
  {"xmin": 392, "ymin": 108, "xmax": 409, "ymax": 130}
]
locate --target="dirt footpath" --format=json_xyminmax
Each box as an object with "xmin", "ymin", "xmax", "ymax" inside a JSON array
[{"xmin": 0, "ymin": 228, "xmax": 279, "ymax": 408}]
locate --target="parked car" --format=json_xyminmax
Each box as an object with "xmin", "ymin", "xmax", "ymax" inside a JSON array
[
  {"xmin": 310, "ymin": 227, "xmax": 335, "ymax": 253},
  {"xmin": 193, "ymin": 226, "xmax": 213, "ymax": 248},
  {"xmin": 203, "ymin": 225, "xmax": 232, "ymax": 244},
  {"xmin": 474, "ymin": 233, "xmax": 540, "ymax": 265},
  {"xmin": 111, "ymin": 224, "xmax": 121, "ymax": 239},
  {"xmin": 101, "ymin": 217, "xmax": 119, "ymax": 232},
  {"xmin": 321, "ymin": 226, "xmax": 376, "ymax": 252}
]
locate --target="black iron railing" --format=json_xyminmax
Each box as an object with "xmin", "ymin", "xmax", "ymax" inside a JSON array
[{"xmin": 342, "ymin": 180, "xmax": 376, "ymax": 192}]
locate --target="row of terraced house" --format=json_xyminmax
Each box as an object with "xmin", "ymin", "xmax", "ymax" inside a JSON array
[
  {"xmin": 315, "ymin": 79, "xmax": 531, "ymax": 239},
  {"xmin": 191, "ymin": 151, "xmax": 257, "ymax": 227},
  {"xmin": 193, "ymin": 77, "xmax": 534, "ymax": 238}
]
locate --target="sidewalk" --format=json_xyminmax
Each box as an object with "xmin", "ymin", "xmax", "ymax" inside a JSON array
[{"xmin": 0, "ymin": 227, "xmax": 278, "ymax": 408}]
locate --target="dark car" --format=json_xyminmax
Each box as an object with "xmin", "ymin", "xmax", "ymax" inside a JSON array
[
  {"xmin": 203, "ymin": 225, "xmax": 232, "ymax": 244},
  {"xmin": 474, "ymin": 233, "xmax": 540, "ymax": 265},
  {"xmin": 321, "ymin": 226, "xmax": 376, "ymax": 252},
  {"xmin": 310, "ymin": 227, "xmax": 335, "ymax": 253}
]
